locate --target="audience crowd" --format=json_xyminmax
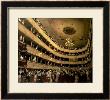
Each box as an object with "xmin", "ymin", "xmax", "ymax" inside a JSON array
[{"xmin": 18, "ymin": 68, "xmax": 92, "ymax": 83}]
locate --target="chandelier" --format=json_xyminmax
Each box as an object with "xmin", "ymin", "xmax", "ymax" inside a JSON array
[{"xmin": 65, "ymin": 38, "xmax": 74, "ymax": 48}]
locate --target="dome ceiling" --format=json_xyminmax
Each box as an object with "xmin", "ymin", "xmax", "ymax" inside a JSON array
[{"xmin": 38, "ymin": 18, "xmax": 92, "ymax": 50}]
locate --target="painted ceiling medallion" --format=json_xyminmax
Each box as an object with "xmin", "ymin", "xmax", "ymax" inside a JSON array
[{"xmin": 63, "ymin": 26, "xmax": 76, "ymax": 35}]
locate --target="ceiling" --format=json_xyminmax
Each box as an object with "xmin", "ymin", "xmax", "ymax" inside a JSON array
[{"xmin": 38, "ymin": 18, "xmax": 92, "ymax": 50}]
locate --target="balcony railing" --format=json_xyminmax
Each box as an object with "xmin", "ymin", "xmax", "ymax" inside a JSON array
[
  {"xmin": 18, "ymin": 22, "xmax": 91, "ymax": 59},
  {"xmin": 26, "ymin": 60, "xmax": 92, "ymax": 70},
  {"xmin": 26, "ymin": 45, "xmax": 91, "ymax": 65}
]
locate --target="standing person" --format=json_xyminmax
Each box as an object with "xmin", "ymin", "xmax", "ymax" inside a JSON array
[
  {"xmin": 18, "ymin": 69, "xmax": 22, "ymax": 82},
  {"xmin": 33, "ymin": 73, "xmax": 37, "ymax": 83},
  {"xmin": 86, "ymin": 70, "xmax": 90, "ymax": 82},
  {"xmin": 43, "ymin": 69, "xmax": 47, "ymax": 82},
  {"xmin": 55, "ymin": 70, "xmax": 60, "ymax": 82},
  {"xmin": 37, "ymin": 70, "xmax": 42, "ymax": 82},
  {"xmin": 46, "ymin": 70, "xmax": 52, "ymax": 83},
  {"xmin": 27, "ymin": 71, "xmax": 31, "ymax": 82},
  {"xmin": 18, "ymin": 73, "xmax": 22, "ymax": 83},
  {"xmin": 51, "ymin": 70, "xmax": 55, "ymax": 82},
  {"xmin": 49, "ymin": 70, "xmax": 52, "ymax": 83},
  {"xmin": 75, "ymin": 72, "xmax": 79, "ymax": 83},
  {"xmin": 46, "ymin": 70, "xmax": 49, "ymax": 82}
]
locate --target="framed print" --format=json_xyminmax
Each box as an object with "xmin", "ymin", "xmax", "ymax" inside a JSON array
[{"xmin": 1, "ymin": 1, "xmax": 109, "ymax": 99}]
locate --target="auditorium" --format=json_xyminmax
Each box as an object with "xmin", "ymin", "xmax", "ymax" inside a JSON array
[{"xmin": 18, "ymin": 18, "xmax": 92, "ymax": 83}]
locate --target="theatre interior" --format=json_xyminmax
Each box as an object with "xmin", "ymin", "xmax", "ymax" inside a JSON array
[{"xmin": 18, "ymin": 18, "xmax": 92, "ymax": 83}]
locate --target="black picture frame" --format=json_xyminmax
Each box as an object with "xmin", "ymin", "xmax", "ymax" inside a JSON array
[{"xmin": 1, "ymin": 1, "xmax": 109, "ymax": 99}]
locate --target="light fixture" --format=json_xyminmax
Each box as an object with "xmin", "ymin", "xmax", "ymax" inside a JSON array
[
  {"xmin": 39, "ymin": 52, "xmax": 42, "ymax": 55},
  {"xmin": 65, "ymin": 38, "xmax": 74, "ymax": 48},
  {"xmin": 50, "ymin": 58, "xmax": 52, "ymax": 60}
]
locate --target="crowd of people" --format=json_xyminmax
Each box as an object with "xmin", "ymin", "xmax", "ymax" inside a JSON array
[{"xmin": 18, "ymin": 68, "xmax": 92, "ymax": 83}]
